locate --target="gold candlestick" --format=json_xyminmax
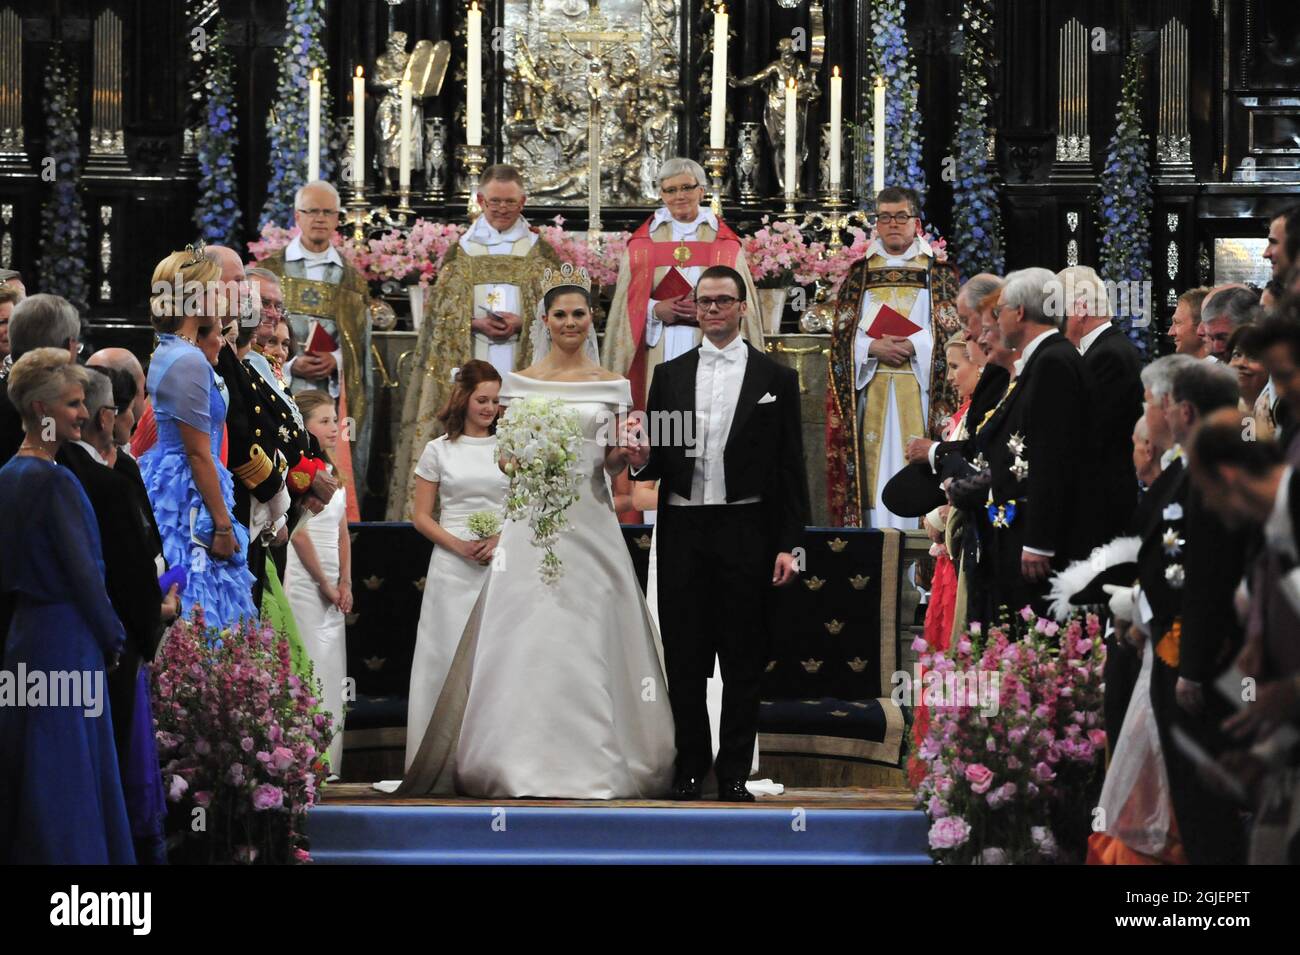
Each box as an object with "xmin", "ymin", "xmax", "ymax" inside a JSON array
[
  {"xmin": 457, "ymin": 143, "xmax": 489, "ymax": 221},
  {"xmin": 702, "ymin": 145, "xmax": 729, "ymax": 218}
]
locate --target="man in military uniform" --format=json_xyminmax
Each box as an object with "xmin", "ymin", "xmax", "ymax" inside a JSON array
[{"xmin": 258, "ymin": 180, "xmax": 372, "ymax": 518}]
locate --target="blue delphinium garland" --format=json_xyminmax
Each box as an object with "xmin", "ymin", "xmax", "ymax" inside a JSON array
[
  {"xmin": 37, "ymin": 43, "xmax": 90, "ymax": 316},
  {"xmin": 860, "ymin": 0, "xmax": 927, "ymax": 208},
  {"xmin": 1098, "ymin": 49, "xmax": 1153, "ymax": 356},
  {"xmin": 260, "ymin": 0, "xmax": 335, "ymax": 230},
  {"xmin": 194, "ymin": 23, "xmax": 242, "ymax": 247},
  {"xmin": 948, "ymin": 1, "xmax": 1004, "ymax": 277}
]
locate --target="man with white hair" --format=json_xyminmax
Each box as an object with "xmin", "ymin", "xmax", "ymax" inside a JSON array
[
  {"xmin": 967, "ymin": 267, "xmax": 1099, "ymax": 621},
  {"xmin": 1199, "ymin": 284, "xmax": 1260, "ymax": 362},
  {"xmin": 258, "ymin": 180, "xmax": 372, "ymax": 518},
  {"xmin": 387, "ymin": 164, "xmax": 561, "ymax": 519},
  {"xmin": 602, "ymin": 156, "xmax": 762, "ymax": 410},
  {"xmin": 1058, "ymin": 265, "xmax": 1144, "ymax": 540},
  {"xmin": 0, "ymin": 268, "xmax": 24, "ymax": 300}
]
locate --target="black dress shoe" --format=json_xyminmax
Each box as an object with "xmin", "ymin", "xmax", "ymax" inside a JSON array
[
  {"xmin": 716, "ymin": 779, "xmax": 755, "ymax": 802},
  {"xmin": 670, "ymin": 775, "xmax": 703, "ymax": 800}
]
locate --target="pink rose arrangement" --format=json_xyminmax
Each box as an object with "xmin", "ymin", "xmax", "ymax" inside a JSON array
[
  {"xmin": 152, "ymin": 610, "xmax": 335, "ymax": 865},
  {"xmin": 536, "ymin": 216, "xmax": 629, "ymax": 289},
  {"xmin": 247, "ymin": 220, "xmax": 464, "ymax": 289},
  {"xmin": 912, "ymin": 610, "xmax": 1106, "ymax": 864}
]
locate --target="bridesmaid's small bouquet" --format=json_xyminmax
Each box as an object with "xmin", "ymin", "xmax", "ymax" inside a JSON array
[
  {"xmin": 496, "ymin": 396, "xmax": 584, "ymax": 585},
  {"xmin": 466, "ymin": 510, "xmax": 503, "ymax": 540}
]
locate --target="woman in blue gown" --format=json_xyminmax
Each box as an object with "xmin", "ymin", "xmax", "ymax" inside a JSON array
[
  {"xmin": 137, "ymin": 249, "xmax": 257, "ymax": 632},
  {"xmin": 0, "ymin": 347, "xmax": 135, "ymax": 864}
]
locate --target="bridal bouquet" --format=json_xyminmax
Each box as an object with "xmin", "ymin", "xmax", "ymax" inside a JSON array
[
  {"xmin": 912, "ymin": 609, "xmax": 1106, "ymax": 864},
  {"xmin": 496, "ymin": 396, "xmax": 584, "ymax": 584},
  {"xmin": 152, "ymin": 610, "xmax": 334, "ymax": 864}
]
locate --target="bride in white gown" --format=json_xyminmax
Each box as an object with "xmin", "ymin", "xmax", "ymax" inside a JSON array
[{"xmin": 398, "ymin": 267, "xmax": 676, "ymax": 799}]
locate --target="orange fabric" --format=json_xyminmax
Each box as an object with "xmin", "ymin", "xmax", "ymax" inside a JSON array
[
  {"xmin": 130, "ymin": 399, "xmax": 158, "ymax": 458},
  {"xmin": 1156, "ymin": 619, "xmax": 1182, "ymax": 669},
  {"xmin": 1086, "ymin": 832, "xmax": 1188, "ymax": 866}
]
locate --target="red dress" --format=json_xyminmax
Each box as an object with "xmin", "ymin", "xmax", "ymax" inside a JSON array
[{"xmin": 909, "ymin": 399, "xmax": 969, "ymax": 788}]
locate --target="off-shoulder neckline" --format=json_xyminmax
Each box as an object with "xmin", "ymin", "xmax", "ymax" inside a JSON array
[{"xmin": 509, "ymin": 371, "xmax": 625, "ymax": 384}]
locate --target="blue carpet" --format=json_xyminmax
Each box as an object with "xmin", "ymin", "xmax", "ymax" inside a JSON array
[{"xmin": 307, "ymin": 805, "xmax": 932, "ymax": 865}]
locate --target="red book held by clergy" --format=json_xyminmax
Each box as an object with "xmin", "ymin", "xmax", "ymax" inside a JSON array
[
  {"xmin": 865, "ymin": 303, "xmax": 923, "ymax": 339},
  {"xmin": 651, "ymin": 267, "xmax": 693, "ymax": 301},
  {"xmin": 305, "ymin": 320, "xmax": 338, "ymax": 355}
]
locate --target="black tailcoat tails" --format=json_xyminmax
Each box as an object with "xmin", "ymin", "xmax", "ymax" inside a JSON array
[
  {"xmin": 970, "ymin": 330, "xmax": 1100, "ymax": 625},
  {"xmin": 1083, "ymin": 324, "xmax": 1145, "ymax": 543},
  {"xmin": 634, "ymin": 343, "xmax": 810, "ymax": 784}
]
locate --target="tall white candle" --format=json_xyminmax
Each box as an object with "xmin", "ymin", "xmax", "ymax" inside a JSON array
[
  {"xmin": 829, "ymin": 66, "xmax": 842, "ymax": 191},
  {"xmin": 467, "ymin": 1, "xmax": 483, "ymax": 147},
  {"xmin": 353, "ymin": 67, "xmax": 365, "ymax": 189},
  {"xmin": 308, "ymin": 68, "xmax": 321, "ymax": 182},
  {"xmin": 710, "ymin": 5, "xmax": 728, "ymax": 149},
  {"xmin": 873, "ymin": 75, "xmax": 886, "ymax": 194},
  {"xmin": 784, "ymin": 77, "xmax": 797, "ymax": 200},
  {"xmin": 399, "ymin": 79, "xmax": 412, "ymax": 188}
]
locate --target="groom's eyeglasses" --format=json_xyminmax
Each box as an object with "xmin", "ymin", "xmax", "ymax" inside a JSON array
[{"xmin": 696, "ymin": 296, "xmax": 739, "ymax": 310}]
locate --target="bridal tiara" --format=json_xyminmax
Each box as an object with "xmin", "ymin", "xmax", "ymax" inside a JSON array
[{"xmin": 541, "ymin": 262, "xmax": 592, "ymax": 296}]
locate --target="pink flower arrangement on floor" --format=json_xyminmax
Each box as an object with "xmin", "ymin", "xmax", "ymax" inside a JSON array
[
  {"xmin": 742, "ymin": 217, "xmax": 811, "ymax": 288},
  {"xmin": 536, "ymin": 216, "xmax": 629, "ymax": 289},
  {"xmin": 912, "ymin": 609, "xmax": 1106, "ymax": 864},
  {"xmin": 152, "ymin": 610, "xmax": 334, "ymax": 865}
]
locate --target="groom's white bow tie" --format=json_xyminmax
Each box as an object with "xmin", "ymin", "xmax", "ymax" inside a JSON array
[{"xmin": 700, "ymin": 342, "xmax": 744, "ymax": 365}]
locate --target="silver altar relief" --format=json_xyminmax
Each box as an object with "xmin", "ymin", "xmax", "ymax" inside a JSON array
[
  {"xmin": 1156, "ymin": 18, "xmax": 1193, "ymax": 177},
  {"xmin": 736, "ymin": 122, "xmax": 762, "ymax": 198},
  {"xmin": 502, "ymin": 0, "xmax": 682, "ymax": 205}
]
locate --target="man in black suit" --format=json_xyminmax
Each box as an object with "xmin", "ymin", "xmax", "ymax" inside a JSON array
[
  {"xmin": 960, "ymin": 267, "xmax": 1100, "ymax": 624},
  {"xmin": 1059, "ymin": 266, "xmax": 1145, "ymax": 543},
  {"xmin": 57, "ymin": 368, "xmax": 177, "ymax": 768},
  {"xmin": 627, "ymin": 265, "xmax": 810, "ymax": 802}
]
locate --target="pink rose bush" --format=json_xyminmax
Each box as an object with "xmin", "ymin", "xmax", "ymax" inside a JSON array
[
  {"xmin": 912, "ymin": 610, "xmax": 1106, "ymax": 864},
  {"xmin": 536, "ymin": 216, "xmax": 628, "ymax": 289},
  {"xmin": 152, "ymin": 611, "xmax": 335, "ymax": 864}
]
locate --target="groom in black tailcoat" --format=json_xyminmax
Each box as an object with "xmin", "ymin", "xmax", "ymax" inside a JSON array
[{"xmin": 626, "ymin": 265, "xmax": 810, "ymax": 802}]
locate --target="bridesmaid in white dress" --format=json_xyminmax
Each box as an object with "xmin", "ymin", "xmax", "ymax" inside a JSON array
[
  {"xmin": 400, "ymin": 269, "xmax": 676, "ymax": 799},
  {"xmin": 283, "ymin": 390, "xmax": 352, "ymax": 778},
  {"xmin": 403, "ymin": 360, "xmax": 507, "ymax": 771}
]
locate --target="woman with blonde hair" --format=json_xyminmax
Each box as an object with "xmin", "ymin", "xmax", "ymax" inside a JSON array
[
  {"xmin": 283, "ymin": 389, "xmax": 352, "ymax": 778},
  {"xmin": 0, "ymin": 348, "xmax": 135, "ymax": 863},
  {"xmin": 137, "ymin": 247, "xmax": 256, "ymax": 631}
]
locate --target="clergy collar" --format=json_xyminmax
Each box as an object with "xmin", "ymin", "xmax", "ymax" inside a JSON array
[
  {"xmin": 286, "ymin": 234, "xmax": 343, "ymax": 268},
  {"xmin": 463, "ymin": 214, "xmax": 531, "ymax": 247},
  {"xmin": 1012, "ymin": 327, "xmax": 1058, "ymax": 377},
  {"xmin": 651, "ymin": 206, "xmax": 717, "ymax": 234},
  {"xmin": 865, "ymin": 233, "xmax": 933, "ymax": 264},
  {"xmin": 1160, "ymin": 444, "xmax": 1183, "ymax": 470}
]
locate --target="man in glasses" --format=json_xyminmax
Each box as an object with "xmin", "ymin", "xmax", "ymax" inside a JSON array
[
  {"xmin": 258, "ymin": 179, "xmax": 372, "ymax": 519},
  {"xmin": 387, "ymin": 163, "xmax": 561, "ymax": 519},
  {"xmin": 603, "ymin": 157, "xmax": 763, "ymax": 416},
  {"xmin": 826, "ymin": 186, "xmax": 962, "ymax": 529}
]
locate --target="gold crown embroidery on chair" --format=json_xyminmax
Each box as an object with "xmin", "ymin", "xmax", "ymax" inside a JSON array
[{"xmin": 541, "ymin": 262, "xmax": 592, "ymax": 297}]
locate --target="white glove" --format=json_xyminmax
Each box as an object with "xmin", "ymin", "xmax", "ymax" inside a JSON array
[{"xmin": 1102, "ymin": 583, "xmax": 1138, "ymax": 623}]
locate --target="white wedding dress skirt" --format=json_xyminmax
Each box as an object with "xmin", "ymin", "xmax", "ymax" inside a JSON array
[
  {"xmin": 284, "ymin": 486, "xmax": 349, "ymax": 775},
  {"xmin": 399, "ymin": 375, "xmax": 677, "ymax": 799}
]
